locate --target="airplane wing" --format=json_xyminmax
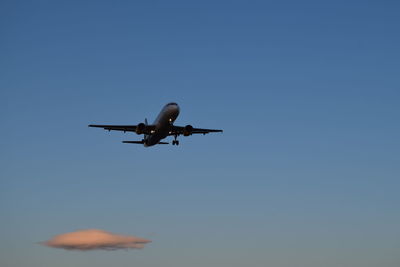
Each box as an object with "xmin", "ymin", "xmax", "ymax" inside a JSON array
[
  {"xmin": 171, "ymin": 125, "xmax": 223, "ymax": 135},
  {"xmin": 88, "ymin": 124, "xmax": 156, "ymax": 134}
]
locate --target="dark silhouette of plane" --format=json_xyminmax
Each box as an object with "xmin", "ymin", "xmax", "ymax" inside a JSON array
[{"xmin": 89, "ymin": 103, "xmax": 223, "ymax": 146}]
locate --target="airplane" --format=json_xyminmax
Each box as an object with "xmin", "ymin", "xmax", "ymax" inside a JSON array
[{"xmin": 88, "ymin": 102, "xmax": 223, "ymax": 147}]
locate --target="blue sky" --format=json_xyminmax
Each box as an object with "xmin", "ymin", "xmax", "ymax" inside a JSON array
[{"xmin": 1, "ymin": 1, "xmax": 399, "ymax": 266}]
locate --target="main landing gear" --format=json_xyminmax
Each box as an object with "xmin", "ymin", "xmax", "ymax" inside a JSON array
[
  {"xmin": 172, "ymin": 140, "xmax": 179, "ymax": 145},
  {"xmin": 172, "ymin": 135, "xmax": 179, "ymax": 145}
]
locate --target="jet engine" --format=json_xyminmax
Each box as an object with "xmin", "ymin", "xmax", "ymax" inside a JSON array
[
  {"xmin": 183, "ymin": 125, "xmax": 193, "ymax": 136},
  {"xmin": 135, "ymin": 123, "xmax": 146, "ymax": 135}
]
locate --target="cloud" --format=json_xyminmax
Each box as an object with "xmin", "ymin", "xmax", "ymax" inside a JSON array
[{"xmin": 42, "ymin": 229, "xmax": 151, "ymax": 251}]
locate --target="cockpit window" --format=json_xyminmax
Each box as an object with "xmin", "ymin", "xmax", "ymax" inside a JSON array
[{"xmin": 167, "ymin": 102, "xmax": 177, "ymax": 106}]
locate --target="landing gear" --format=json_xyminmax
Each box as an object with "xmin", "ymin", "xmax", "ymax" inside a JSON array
[
  {"xmin": 172, "ymin": 135, "xmax": 179, "ymax": 145},
  {"xmin": 172, "ymin": 140, "xmax": 179, "ymax": 145}
]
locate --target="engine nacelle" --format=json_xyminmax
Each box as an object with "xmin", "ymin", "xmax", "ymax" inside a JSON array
[
  {"xmin": 183, "ymin": 125, "xmax": 193, "ymax": 136},
  {"xmin": 135, "ymin": 123, "xmax": 146, "ymax": 135}
]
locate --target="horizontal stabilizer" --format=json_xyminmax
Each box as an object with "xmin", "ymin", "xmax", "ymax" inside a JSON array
[
  {"xmin": 122, "ymin": 141, "xmax": 144, "ymax": 144},
  {"xmin": 122, "ymin": 141, "xmax": 169, "ymax": 145}
]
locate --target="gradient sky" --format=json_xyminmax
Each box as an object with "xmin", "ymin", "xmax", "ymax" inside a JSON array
[{"xmin": 1, "ymin": 1, "xmax": 399, "ymax": 266}]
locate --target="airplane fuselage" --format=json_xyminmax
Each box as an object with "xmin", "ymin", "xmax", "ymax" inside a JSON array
[{"xmin": 144, "ymin": 103, "xmax": 180, "ymax": 146}]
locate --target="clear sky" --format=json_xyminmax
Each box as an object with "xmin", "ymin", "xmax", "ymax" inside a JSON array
[{"xmin": 1, "ymin": 1, "xmax": 399, "ymax": 266}]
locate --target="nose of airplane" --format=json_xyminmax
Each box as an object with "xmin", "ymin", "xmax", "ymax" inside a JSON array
[
  {"xmin": 166, "ymin": 102, "xmax": 179, "ymax": 114},
  {"xmin": 172, "ymin": 105, "xmax": 180, "ymax": 118}
]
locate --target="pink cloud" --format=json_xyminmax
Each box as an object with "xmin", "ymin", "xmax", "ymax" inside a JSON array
[{"xmin": 42, "ymin": 229, "xmax": 151, "ymax": 251}]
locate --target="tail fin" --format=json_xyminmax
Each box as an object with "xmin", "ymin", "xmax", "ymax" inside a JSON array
[{"xmin": 143, "ymin": 118, "xmax": 150, "ymax": 141}]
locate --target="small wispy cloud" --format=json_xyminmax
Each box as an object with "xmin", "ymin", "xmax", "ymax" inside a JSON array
[{"xmin": 41, "ymin": 229, "xmax": 151, "ymax": 251}]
